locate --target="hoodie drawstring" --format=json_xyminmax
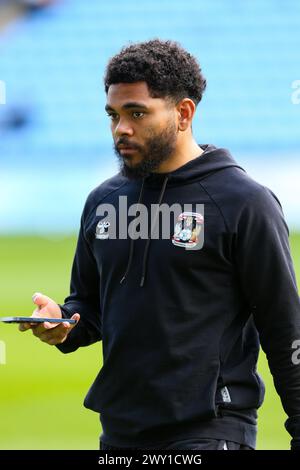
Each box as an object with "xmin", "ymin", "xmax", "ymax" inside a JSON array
[
  {"xmin": 120, "ymin": 177, "xmax": 146, "ymax": 285},
  {"xmin": 120, "ymin": 175, "xmax": 169, "ymax": 287},
  {"xmin": 140, "ymin": 175, "xmax": 169, "ymax": 287}
]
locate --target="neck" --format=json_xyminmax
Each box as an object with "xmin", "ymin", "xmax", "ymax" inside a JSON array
[{"xmin": 155, "ymin": 137, "xmax": 203, "ymax": 173}]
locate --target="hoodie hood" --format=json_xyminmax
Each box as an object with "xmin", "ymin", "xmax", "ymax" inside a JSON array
[{"xmin": 142, "ymin": 144, "xmax": 246, "ymax": 188}]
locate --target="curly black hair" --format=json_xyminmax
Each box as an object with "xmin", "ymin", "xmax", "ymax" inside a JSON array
[{"xmin": 104, "ymin": 39, "xmax": 206, "ymax": 105}]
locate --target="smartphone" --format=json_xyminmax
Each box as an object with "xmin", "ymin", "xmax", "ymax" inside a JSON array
[{"xmin": 0, "ymin": 316, "xmax": 76, "ymax": 324}]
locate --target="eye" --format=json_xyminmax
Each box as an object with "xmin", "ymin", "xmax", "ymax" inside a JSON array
[
  {"xmin": 132, "ymin": 111, "xmax": 145, "ymax": 119},
  {"xmin": 107, "ymin": 112, "xmax": 118, "ymax": 121}
]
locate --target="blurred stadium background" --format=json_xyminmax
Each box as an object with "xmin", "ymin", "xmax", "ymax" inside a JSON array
[{"xmin": 0, "ymin": 0, "xmax": 299, "ymax": 450}]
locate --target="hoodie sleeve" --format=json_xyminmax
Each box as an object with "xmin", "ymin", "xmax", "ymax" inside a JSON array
[
  {"xmin": 234, "ymin": 186, "xmax": 300, "ymax": 450},
  {"xmin": 56, "ymin": 212, "xmax": 102, "ymax": 354}
]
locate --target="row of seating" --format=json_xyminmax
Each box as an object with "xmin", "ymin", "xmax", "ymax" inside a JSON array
[{"xmin": 0, "ymin": 0, "xmax": 299, "ymax": 231}]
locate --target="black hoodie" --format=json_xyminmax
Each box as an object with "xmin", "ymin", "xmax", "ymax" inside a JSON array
[{"xmin": 57, "ymin": 144, "xmax": 300, "ymax": 449}]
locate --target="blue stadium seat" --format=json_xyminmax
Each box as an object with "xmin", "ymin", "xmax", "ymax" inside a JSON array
[{"xmin": 0, "ymin": 0, "xmax": 299, "ymax": 231}]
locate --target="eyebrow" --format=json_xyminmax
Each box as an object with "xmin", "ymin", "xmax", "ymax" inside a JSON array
[{"xmin": 105, "ymin": 102, "xmax": 149, "ymax": 112}]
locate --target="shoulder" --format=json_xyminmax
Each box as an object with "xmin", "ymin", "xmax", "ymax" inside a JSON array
[
  {"xmin": 82, "ymin": 172, "xmax": 128, "ymax": 222},
  {"xmin": 230, "ymin": 169, "xmax": 286, "ymax": 234},
  {"xmin": 201, "ymin": 166, "xmax": 285, "ymax": 231}
]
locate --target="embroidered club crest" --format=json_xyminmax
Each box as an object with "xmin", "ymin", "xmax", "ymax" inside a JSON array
[
  {"xmin": 95, "ymin": 219, "xmax": 110, "ymax": 240},
  {"xmin": 172, "ymin": 211, "xmax": 204, "ymax": 249}
]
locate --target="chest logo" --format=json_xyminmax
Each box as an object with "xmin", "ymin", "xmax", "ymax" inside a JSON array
[
  {"xmin": 172, "ymin": 211, "xmax": 204, "ymax": 249},
  {"xmin": 95, "ymin": 219, "xmax": 110, "ymax": 240}
]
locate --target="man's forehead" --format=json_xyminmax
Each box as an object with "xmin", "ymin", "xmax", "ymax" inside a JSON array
[{"xmin": 106, "ymin": 82, "xmax": 164, "ymax": 108}]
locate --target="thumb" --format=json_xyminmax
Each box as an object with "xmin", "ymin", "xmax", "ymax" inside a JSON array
[{"xmin": 32, "ymin": 292, "xmax": 53, "ymax": 309}]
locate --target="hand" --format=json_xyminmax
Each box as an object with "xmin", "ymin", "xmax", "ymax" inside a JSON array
[{"xmin": 19, "ymin": 292, "xmax": 80, "ymax": 345}]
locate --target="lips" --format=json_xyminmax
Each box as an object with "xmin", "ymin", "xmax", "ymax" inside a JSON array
[
  {"xmin": 118, "ymin": 144, "xmax": 136, "ymax": 151},
  {"xmin": 117, "ymin": 144, "xmax": 138, "ymax": 156}
]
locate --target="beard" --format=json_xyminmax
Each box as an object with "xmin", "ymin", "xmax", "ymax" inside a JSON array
[{"xmin": 114, "ymin": 120, "xmax": 177, "ymax": 180}]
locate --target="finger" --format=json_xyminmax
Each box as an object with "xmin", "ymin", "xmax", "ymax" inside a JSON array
[
  {"xmin": 68, "ymin": 313, "xmax": 80, "ymax": 329},
  {"xmin": 32, "ymin": 321, "xmax": 58, "ymax": 337},
  {"xmin": 39, "ymin": 322, "xmax": 71, "ymax": 344},
  {"xmin": 32, "ymin": 292, "xmax": 53, "ymax": 309},
  {"xmin": 39, "ymin": 314, "xmax": 80, "ymax": 344},
  {"xmin": 19, "ymin": 322, "xmax": 33, "ymax": 332},
  {"xmin": 43, "ymin": 313, "xmax": 80, "ymax": 330},
  {"xmin": 58, "ymin": 313, "xmax": 80, "ymax": 332},
  {"xmin": 32, "ymin": 314, "xmax": 78, "ymax": 337}
]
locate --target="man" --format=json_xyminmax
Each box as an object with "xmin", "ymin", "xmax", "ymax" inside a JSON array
[{"xmin": 19, "ymin": 39, "xmax": 300, "ymax": 450}]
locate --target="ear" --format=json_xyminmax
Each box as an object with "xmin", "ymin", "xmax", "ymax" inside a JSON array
[{"xmin": 176, "ymin": 98, "xmax": 196, "ymax": 131}]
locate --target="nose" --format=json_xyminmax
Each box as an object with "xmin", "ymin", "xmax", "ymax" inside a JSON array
[{"xmin": 114, "ymin": 118, "xmax": 134, "ymax": 137}]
